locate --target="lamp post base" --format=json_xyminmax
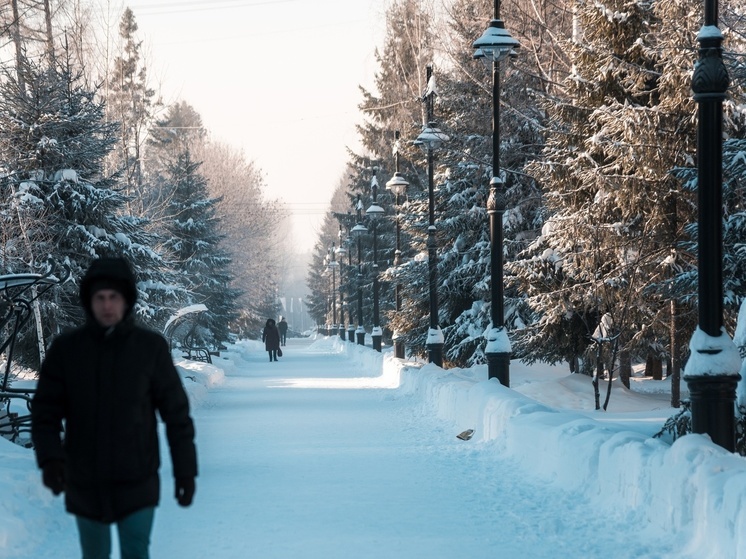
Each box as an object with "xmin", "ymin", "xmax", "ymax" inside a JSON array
[
  {"xmin": 356, "ymin": 331, "xmax": 365, "ymax": 346},
  {"xmin": 427, "ymin": 343, "xmax": 443, "ymax": 367},
  {"xmin": 685, "ymin": 374, "xmax": 740, "ymax": 452},
  {"xmin": 372, "ymin": 326, "xmax": 382, "ymax": 352},
  {"xmin": 347, "ymin": 327, "xmax": 356, "ymax": 343},
  {"xmin": 394, "ymin": 341, "xmax": 405, "ymax": 359},
  {"xmin": 487, "ymin": 351, "xmax": 510, "ymax": 386},
  {"xmin": 339, "ymin": 326, "xmax": 346, "ymax": 340}
]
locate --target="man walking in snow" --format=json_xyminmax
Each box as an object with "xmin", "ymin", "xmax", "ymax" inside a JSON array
[
  {"xmin": 278, "ymin": 316, "xmax": 288, "ymax": 346},
  {"xmin": 31, "ymin": 256, "xmax": 198, "ymax": 559}
]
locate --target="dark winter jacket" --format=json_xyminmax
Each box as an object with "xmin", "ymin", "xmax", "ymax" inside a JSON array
[
  {"xmin": 262, "ymin": 322, "xmax": 281, "ymax": 351},
  {"xmin": 278, "ymin": 319, "xmax": 288, "ymax": 335},
  {"xmin": 31, "ymin": 258, "xmax": 197, "ymax": 523}
]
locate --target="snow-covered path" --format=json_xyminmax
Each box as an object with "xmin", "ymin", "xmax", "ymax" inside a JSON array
[
  {"xmin": 148, "ymin": 337, "xmax": 679, "ymax": 559},
  {"xmin": 8, "ymin": 334, "xmax": 746, "ymax": 558},
  {"xmin": 7, "ymin": 335, "xmax": 702, "ymax": 558}
]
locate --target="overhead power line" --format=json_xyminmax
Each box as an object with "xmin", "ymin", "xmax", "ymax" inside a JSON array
[{"xmin": 128, "ymin": 0, "xmax": 299, "ymax": 16}]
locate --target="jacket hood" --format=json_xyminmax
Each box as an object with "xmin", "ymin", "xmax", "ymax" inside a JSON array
[{"xmin": 80, "ymin": 257, "xmax": 138, "ymax": 318}]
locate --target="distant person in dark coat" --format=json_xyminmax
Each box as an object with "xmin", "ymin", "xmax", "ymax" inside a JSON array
[
  {"xmin": 278, "ymin": 316, "xmax": 288, "ymax": 346},
  {"xmin": 263, "ymin": 318, "xmax": 281, "ymax": 361},
  {"xmin": 31, "ymin": 256, "xmax": 198, "ymax": 559}
]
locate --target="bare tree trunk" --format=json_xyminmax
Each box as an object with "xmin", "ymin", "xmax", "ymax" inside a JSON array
[
  {"xmin": 602, "ymin": 334, "xmax": 622, "ymax": 411},
  {"xmin": 619, "ymin": 347, "xmax": 631, "ymax": 389},
  {"xmin": 11, "ymin": 0, "xmax": 25, "ymax": 93},
  {"xmin": 32, "ymin": 284, "xmax": 46, "ymax": 362},
  {"xmin": 670, "ymin": 299, "xmax": 681, "ymax": 408},
  {"xmin": 43, "ymin": 0, "xmax": 55, "ymax": 63},
  {"xmin": 645, "ymin": 351, "xmax": 663, "ymax": 380},
  {"xmin": 569, "ymin": 354, "xmax": 578, "ymax": 373},
  {"xmin": 665, "ymin": 192, "xmax": 681, "ymax": 406},
  {"xmin": 11, "ymin": 185, "xmax": 47, "ymax": 365},
  {"xmin": 652, "ymin": 358, "xmax": 663, "ymax": 380},
  {"xmin": 593, "ymin": 343, "xmax": 602, "ymax": 410}
]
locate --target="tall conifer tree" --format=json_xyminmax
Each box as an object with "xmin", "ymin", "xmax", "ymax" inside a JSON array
[
  {"xmin": 161, "ymin": 149, "xmax": 238, "ymax": 346},
  {"xmin": 510, "ymin": 0, "xmax": 746, "ymax": 380},
  {"xmin": 106, "ymin": 8, "xmax": 156, "ymax": 212}
]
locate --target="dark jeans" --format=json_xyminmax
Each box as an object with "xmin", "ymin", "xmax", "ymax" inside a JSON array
[
  {"xmin": 268, "ymin": 350, "xmax": 277, "ymax": 361},
  {"xmin": 280, "ymin": 333, "xmax": 286, "ymax": 346},
  {"xmin": 76, "ymin": 506, "xmax": 155, "ymax": 559}
]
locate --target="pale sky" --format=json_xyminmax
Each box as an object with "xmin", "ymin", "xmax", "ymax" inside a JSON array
[{"xmin": 128, "ymin": 0, "xmax": 387, "ymax": 253}]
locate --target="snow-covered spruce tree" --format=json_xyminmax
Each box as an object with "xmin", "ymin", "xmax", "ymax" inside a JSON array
[
  {"xmin": 427, "ymin": 0, "xmax": 547, "ymax": 367},
  {"xmin": 159, "ymin": 149, "xmax": 239, "ymax": 347},
  {"xmin": 144, "ymin": 100, "xmax": 207, "ymax": 220},
  {"xmin": 511, "ymin": 0, "xmax": 715, "ymax": 382},
  {"xmin": 636, "ymin": 0, "xmax": 746, "ymax": 404},
  {"xmin": 664, "ymin": 0, "xmax": 746, "ymax": 332},
  {"xmin": 0, "ymin": 54, "xmax": 186, "ymax": 368}
]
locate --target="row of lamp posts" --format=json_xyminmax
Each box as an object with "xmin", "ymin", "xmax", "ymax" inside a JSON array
[
  {"xmin": 328, "ymin": 152, "xmax": 404, "ymax": 353},
  {"xmin": 320, "ymin": 0, "xmax": 737, "ymax": 453}
]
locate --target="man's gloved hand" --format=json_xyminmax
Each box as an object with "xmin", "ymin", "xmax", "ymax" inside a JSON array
[
  {"xmin": 42, "ymin": 460, "xmax": 65, "ymax": 496},
  {"xmin": 175, "ymin": 477, "xmax": 195, "ymax": 507}
]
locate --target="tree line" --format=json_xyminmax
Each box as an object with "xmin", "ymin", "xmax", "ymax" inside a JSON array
[
  {"xmin": 306, "ymin": 0, "xmax": 746, "ymax": 408},
  {"xmin": 0, "ymin": 1, "xmax": 288, "ymax": 369}
]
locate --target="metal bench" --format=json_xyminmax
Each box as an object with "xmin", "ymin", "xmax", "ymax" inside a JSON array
[
  {"xmin": 163, "ymin": 304, "xmax": 214, "ymax": 364},
  {"xmin": 0, "ymin": 264, "xmax": 67, "ymax": 446}
]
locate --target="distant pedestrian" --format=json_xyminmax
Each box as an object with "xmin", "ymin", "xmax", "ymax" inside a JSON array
[
  {"xmin": 263, "ymin": 318, "xmax": 281, "ymax": 362},
  {"xmin": 278, "ymin": 316, "xmax": 288, "ymax": 346},
  {"xmin": 31, "ymin": 256, "xmax": 198, "ymax": 559}
]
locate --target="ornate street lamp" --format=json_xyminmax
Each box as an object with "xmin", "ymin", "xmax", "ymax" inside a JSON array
[
  {"xmin": 366, "ymin": 167, "xmax": 385, "ymax": 352},
  {"xmin": 326, "ymin": 243, "xmax": 339, "ymax": 338},
  {"xmin": 414, "ymin": 65, "xmax": 449, "ymax": 367},
  {"xmin": 335, "ymin": 229, "xmax": 348, "ymax": 340},
  {"xmin": 683, "ymin": 0, "xmax": 740, "ymax": 451},
  {"xmin": 386, "ymin": 131, "xmax": 410, "ymax": 360},
  {"xmin": 351, "ymin": 195, "xmax": 368, "ymax": 346},
  {"xmin": 473, "ymin": 1, "xmax": 519, "ymax": 386}
]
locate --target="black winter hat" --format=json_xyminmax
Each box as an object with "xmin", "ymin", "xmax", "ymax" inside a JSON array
[{"xmin": 80, "ymin": 257, "xmax": 138, "ymax": 316}]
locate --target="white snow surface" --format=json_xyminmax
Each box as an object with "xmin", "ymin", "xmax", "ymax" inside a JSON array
[{"xmin": 2, "ymin": 336, "xmax": 746, "ymax": 558}]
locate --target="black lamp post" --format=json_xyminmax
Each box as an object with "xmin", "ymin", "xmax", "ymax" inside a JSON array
[
  {"xmin": 366, "ymin": 167, "xmax": 385, "ymax": 352},
  {"xmin": 473, "ymin": 1, "xmax": 519, "ymax": 386},
  {"xmin": 345, "ymin": 229, "xmax": 356, "ymax": 343},
  {"xmin": 326, "ymin": 243, "xmax": 339, "ymax": 338},
  {"xmin": 386, "ymin": 131, "xmax": 410, "ymax": 360},
  {"xmin": 351, "ymin": 195, "xmax": 368, "ymax": 346},
  {"xmin": 336, "ymin": 228, "xmax": 348, "ymax": 340},
  {"xmin": 414, "ymin": 65, "xmax": 449, "ymax": 367},
  {"xmin": 320, "ymin": 253, "xmax": 329, "ymax": 335},
  {"xmin": 683, "ymin": 0, "xmax": 741, "ymax": 451}
]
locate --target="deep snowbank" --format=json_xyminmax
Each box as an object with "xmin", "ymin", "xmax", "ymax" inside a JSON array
[{"xmin": 385, "ymin": 351, "xmax": 746, "ymax": 559}]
